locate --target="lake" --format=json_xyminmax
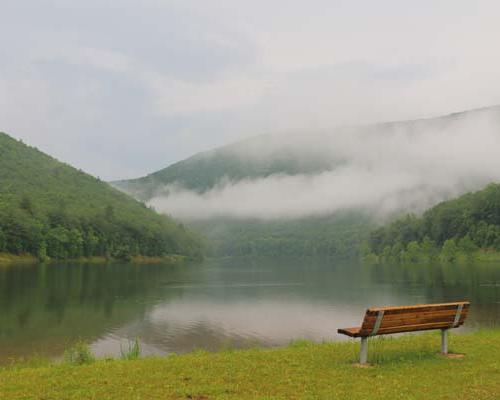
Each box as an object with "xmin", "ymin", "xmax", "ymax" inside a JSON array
[{"xmin": 0, "ymin": 257, "xmax": 499, "ymax": 363}]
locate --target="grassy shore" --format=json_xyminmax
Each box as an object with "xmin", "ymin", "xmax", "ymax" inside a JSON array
[
  {"xmin": 1, "ymin": 330, "xmax": 499, "ymax": 399},
  {"xmin": 475, "ymin": 249, "xmax": 500, "ymax": 262},
  {"xmin": 0, "ymin": 253, "xmax": 38, "ymax": 267}
]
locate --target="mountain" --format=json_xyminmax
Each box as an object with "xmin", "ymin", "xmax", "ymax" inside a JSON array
[
  {"xmin": 112, "ymin": 134, "xmax": 338, "ymax": 201},
  {"xmin": 0, "ymin": 132, "xmax": 203, "ymax": 262},
  {"xmin": 113, "ymin": 105, "xmax": 500, "ymax": 203},
  {"xmin": 112, "ymin": 105, "xmax": 500, "ymax": 258}
]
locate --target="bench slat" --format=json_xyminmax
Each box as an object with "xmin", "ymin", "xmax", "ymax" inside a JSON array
[
  {"xmin": 364, "ymin": 307, "xmax": 469, "ymax": 321},
  {"xmin": 370, "ymin": 315, "xmax": 467, "ymax": 330},
  {"xmin": 337, "ymin": 327, "xmax": 361, "ymax": 337},
  {"xmin": 373, "ymin": 321, "xmax": 463, "ymax": 335},
  {"xmin": 366, "ymin": 302, "xmax": 469, "ymax": 315},
  {"xmin": 361, "ymin": 309, "xmax": 468, "ymax": 327}
]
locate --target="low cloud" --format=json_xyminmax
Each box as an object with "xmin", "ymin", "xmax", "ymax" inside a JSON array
[
  {"xmin": 149, "ymin": 107, "xmax": 500, "ymax": 220},
  {"xmin": 3, "ymin": 1, "xmax": 500, "ymax": 181}
]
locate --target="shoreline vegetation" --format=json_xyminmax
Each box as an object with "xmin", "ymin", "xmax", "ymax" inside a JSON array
[
  {"xmin": 1, "ymin": 330, "xmax": 499, "ymax": 399},
  {"xmin": 3, "ymin": 247, "xmax": 500, "ymax": 268},
  {"xmin": 0, "ymin": 253, "xmax": 38, "ymax": 266},
  {"xmin": 0, "ymin": 252, "xmax": 189, "ymax": 267},
  {"xmin": 363, "ymin": 247, "xmax": 500, "ymax": 266}
]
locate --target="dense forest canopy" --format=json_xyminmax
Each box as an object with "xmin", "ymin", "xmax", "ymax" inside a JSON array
[
  {"xmin": 189, "ymin": 212, "xmax": 372, "ymax": 259},
  {"xmin": 367, "ymin": 183, "xmax": 500, "ymax": 262},
  {"xmin": 0, "ymin": 132, "xmax": 203, "ymax": 261}
]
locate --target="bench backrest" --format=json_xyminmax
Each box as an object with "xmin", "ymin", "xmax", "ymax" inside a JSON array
[{"xmin": 358, "ymin": 301, "xmax": 470, "ymax": 337}]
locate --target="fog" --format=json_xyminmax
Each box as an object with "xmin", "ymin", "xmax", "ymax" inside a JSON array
[{"xmin": 149, "ymin": 106, "xmax": 500, "ymax": 220}]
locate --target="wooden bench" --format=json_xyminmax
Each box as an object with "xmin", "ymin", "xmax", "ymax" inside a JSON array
[{"xmin": 338, "ymin": 301, "xmax": 470, "ymax": 364}]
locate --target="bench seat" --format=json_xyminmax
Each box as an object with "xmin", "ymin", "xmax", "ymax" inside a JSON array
[
  {"xmin": 337, "ymin": 327, "xmax": 361, "ymax": 337},
  {"xmin": 338, "ymin": 301, "xmax": 470, "ymax": 364}
]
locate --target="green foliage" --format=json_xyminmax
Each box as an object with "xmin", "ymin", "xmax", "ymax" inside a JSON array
[
  {"xmin": 405, "ymin": 241, "xmax": 421, "ymax": 262},
  {"xmin": 120, "ymin": 338, "xmax": 141, "ymax": 360},
  {"xmin": 421, "ymin": 236, "xmax": 438, "ymax": 260},
  {"xmin": 367, "ymin": 183, "xmax": 500, "ymax": 263},
  {"xmin": 458, "ymin": 234, "xmax": 477, "ymax": 255},
  {"xmin": 0, "ymin": 132, "xmax": 203, "ymax": 261},
  {"xmin": 440, "ymin": 239, "xmax": 458, "ymax": 262},
  {"xmin": 64, "ymin": 341, "xmax": 95, "ymax": 365},
  {"xmin": 189, "ymin": 212, "xmax": 373, "ymax": 258}
]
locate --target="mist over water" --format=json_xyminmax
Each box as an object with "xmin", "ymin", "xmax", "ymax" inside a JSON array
[{"xmin": 150, "ymin": 106, "xmax": 500, "ymax": 220}]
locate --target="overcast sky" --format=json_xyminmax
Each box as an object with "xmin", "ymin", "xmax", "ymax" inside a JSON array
[{"xmin": 1, "ymin": 0, "xmax": 500, "ymax": 180}]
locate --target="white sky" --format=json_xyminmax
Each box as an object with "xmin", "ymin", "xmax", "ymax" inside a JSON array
[{"xmin": 1, "ymin": 0, "xmax": 500, "ymax": 180}]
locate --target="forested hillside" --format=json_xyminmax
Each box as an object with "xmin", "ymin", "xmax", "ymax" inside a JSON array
[
  {"xmin": 0, "ymin": 132, "xmax": 203, "ymax": 262},
  {"xmin": 366, "ymin": 183, "xmax": 500, "ymax": 262},
  {"xmin": 190, "ymin": 212, "xmax": 372, "ymax": 258},
  {"xmin": 112, "ymin": 106, "xmax": 500, "ymax": 259}
]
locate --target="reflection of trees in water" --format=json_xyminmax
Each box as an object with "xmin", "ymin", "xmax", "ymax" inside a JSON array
[
  {"xmin": 0, "ymin": 262, "xmax": 192, "ymax": 360},
  {"xmin": 366, "ymin": 262, "xmax": 500, "ymax": 326},
  {"xmin": 0, "ymin": 258, "xmax": 498, "ymax": 361}
]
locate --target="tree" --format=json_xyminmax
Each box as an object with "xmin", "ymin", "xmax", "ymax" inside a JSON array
[
  {"xmin": 458, "ymin": 235, "xmax": 477, "ymax": 256},
  {"xmin": 390, "ymin": 242, "xmax": 403, "ymax": 262},
  {"xmin": 20, "ymin": 196, "xmax": 34, "ymax": 216},
  {"xmin": 421, "ymin": 236, "xmax": 438, "ymax": 260},
  {"xmin": 406, "ymin": 241, "xmax": 422, "ymax": 263},
  {"xmin": 440, "ymin": 239, "xmax": 458, "ymax": 262},
  {"xmin": 105, "ymin": 205, "xmax": 115, "ymax": 221},
  {"xmin": 382, "ymin": 246, "xmax": 392, "ymax": 261},
  {"xmin": 46, "ymin": 226, "xmax": 70, "ymax": 259}
]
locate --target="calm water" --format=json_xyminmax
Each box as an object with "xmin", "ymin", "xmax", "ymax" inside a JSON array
[{"xmin": 0, "ymin": 257, "xmax": 499, "ymax": 362}]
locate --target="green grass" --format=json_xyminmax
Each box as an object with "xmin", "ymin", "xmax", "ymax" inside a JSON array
[
  {"xmin": 475, "ymin": 249, "xmax": 500, "ymax": 262},
  {"xmin": 0, "ymin": 252, "xmax": 38, "ymax": 267},
  {"xmin": 120, "ymin": 338, "xmax": 141, "ymax": 360},
  {"xmin": 1, "ymin": 330, "xmax": 499, "ymax": 399}
]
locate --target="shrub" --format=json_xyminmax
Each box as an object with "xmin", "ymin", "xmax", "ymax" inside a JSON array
[{"xmin": 64, "ymin": 341, "xmax": 95, "ymax": 365}]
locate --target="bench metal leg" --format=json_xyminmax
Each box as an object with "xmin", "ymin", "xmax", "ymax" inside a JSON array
[
  {"xmin": 441, "ymin": 329, "xmax": 449, "ymax": 354},
  {"xmin": 360, "ymin": 337, "xmax": 368, "ymax": 364}
]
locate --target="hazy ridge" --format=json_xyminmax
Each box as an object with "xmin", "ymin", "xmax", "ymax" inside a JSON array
[
  {"xmin": 111, "ymin": 105, "xmax": 500, "ymax": 257},
  {"xmin": 114, "ymin": 105, "xmax": 500, "ymax": 220}
]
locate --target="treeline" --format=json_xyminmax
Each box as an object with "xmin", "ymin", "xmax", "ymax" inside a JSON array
[
  {"xmin": 190, "ymin": 212, "xmax": 371, "ymax": 259},
  {"xmin": 0, "ymin": 203, "xmax": 202, "ymax": 261},
  {"xmin": 365, "ymin": 183, "xmax": 500, "ymax": 263},
  {"xmin": 0, "ymin": 132, "xmax": 203, "ymax": 261}
]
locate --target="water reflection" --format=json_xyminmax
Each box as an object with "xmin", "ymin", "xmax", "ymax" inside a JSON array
[{"xmin": 0, "ymin": 258, "xmax": 499, "ymax": 362}]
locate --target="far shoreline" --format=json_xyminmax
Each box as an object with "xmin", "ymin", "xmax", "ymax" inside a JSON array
[{"xmin": 0, "ymin": 252, "xmax": 190, "ymax": 268}]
